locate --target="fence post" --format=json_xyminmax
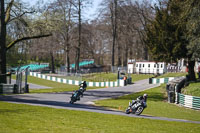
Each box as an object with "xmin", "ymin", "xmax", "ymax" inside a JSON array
[{"xmin": 25, "ymin": 67, "xmax": 29, "ymax": 93}]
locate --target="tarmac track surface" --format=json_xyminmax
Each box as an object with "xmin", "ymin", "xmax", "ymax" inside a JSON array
[{"xmin": 1, "ymin": 79, "xmax": 200, "ymax": 124}]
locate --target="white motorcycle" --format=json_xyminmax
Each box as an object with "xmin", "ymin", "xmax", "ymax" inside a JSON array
[{"xmin": 125, "ymin": 100, "xmax": 147, "ymax": 115}]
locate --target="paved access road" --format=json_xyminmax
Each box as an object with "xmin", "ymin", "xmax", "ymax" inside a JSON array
[
  {"xmin": 1, "ymin": 79, "xmax": 200, "ymax": 124},
  {"xmin": 11, "ymin": 79, "xmax": 51, "ymax": 89}
]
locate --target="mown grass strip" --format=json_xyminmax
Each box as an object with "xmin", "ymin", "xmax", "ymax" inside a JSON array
[
  {"xmin": 95, "ymin": 84, "xmax": 200, "ymax": 121},
  {"xmin": 182, "ymin": 82, "xmax": 200, "ymax": 97},
  {"xmin": 12, "ymin": 75, "xmax": 99, "ymax": 93},
  {"xmin": 0, "ymin": 101, "xmax": 199, "ymax": 133}
]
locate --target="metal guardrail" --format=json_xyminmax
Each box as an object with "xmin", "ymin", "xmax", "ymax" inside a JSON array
[
  {"xmin": 177, "ymin": 93, "xmax": 200, "ymax": 110},
  {"xmin": 149, "ymin": 77, "xmax": 175, "ymax": 84},
  {"xmin": 163, "ymin": 76, "xmax": 200, "ymax": 110},
  {"xmin": 29, "ymin": 72, "xmax": 126, "ymax": 87}
]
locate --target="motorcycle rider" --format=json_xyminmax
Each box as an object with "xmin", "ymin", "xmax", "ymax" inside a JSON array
[
  {"xmin": 78, "ymin": 81, "xmax": 87, "ymax": 97},
  {"xmin": 79, "ymin": 81, "xmax": 87, "ymax": 92},
  {"xmin": 131, "ymin": 93, "xmax": 148, "ymax": 106}
]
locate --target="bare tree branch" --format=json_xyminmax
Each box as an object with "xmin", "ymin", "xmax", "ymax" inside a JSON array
[
  {"xmin": 8, "ymin": 11, "xmax": 35, "ymax": 24},
  {"xmin": 5, "ymin": 0, "xmax": 14, "ymax": 24},
  {"xmin": 6, "ymin": 33, "xmax": 52, "ymax": 51}
]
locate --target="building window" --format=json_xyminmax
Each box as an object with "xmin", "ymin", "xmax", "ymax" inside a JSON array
[
  {"xmin": 143, "ymin": 64, "xmax": 145, "ymax": 67},
  {"xmin": 136, "ymin": 64, "xmax": 138, "ymax": 67},
  {"xmin": 154, "ymin": 64, "xmax": 156, "ymax": 68},
  {"xmin": 148, "ymin": 64, "xmax": 150, "ymax": 68},
  {"xmin": 157, "ymin": 64, "xmax": 159, "ymax": 68},
  {"xmin": 139, "ymin": 64, "xmax": 141, "ymax": 68},
  {"xmin": 161, "ymin": 64, "xmax": 163, "ymax": 68}
]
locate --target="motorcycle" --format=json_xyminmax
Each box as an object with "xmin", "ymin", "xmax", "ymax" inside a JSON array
[
  {"xmin": 69, "ymin": 86, "xmax": 86, "ymax": 104},
  {"xmin": 125, "ymin": 100, "xmax": 147, "ymax": 115},
  {"xmin": 69, "ymin": 89, "xmax": 82, "ymax": 104}
]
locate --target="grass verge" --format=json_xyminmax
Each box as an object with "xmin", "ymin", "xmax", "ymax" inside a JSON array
[
  {"xmin": 182, "ymin": 81, "xmax": 200, "ymax": 97},
  {"xmin": 95, "ymin": 84, "xmax": 200, "ymax": 121},
  {"xmin": 12, "ymin": 73, "xmax": 152, "ymax": 93},
  {"xmin": 0, "ymin": 101, "xmax": 199, "ymax": 133},
  {"xmin": 12, "ymin": 75, "xmax": 99, "ymax": 93},
  {"xmin": 43, "ymin": 72, "xmax": 153, "ymax": 82},
  {"xmin": 157, "ymin": 72, "xmax": 187, "ymax": 78}
]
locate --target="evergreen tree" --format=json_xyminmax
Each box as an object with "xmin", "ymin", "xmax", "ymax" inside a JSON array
[{"xmin": 145, "ymin": 0, "xmax": 199, "ymax": 81}]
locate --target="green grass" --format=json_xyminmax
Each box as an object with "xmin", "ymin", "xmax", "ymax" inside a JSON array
[
  {"xmin": 82, "ymin": 72, "xmax": 118, "ymax": 82},
  {"xmin": 12, "ymin": 75, "xmax": 99, "ymax": 93},
  {"xmin": 95, "ymin": 84, "xmax": 200, "ymax": 121},
  {"xmin": 0, "ymin": 101, "xmax": 199, "ymax": 133},
  {"xmin": 130, "ymin": 74, "xmax": 153, "ymax": 82},
  {"xmin": 157, "ymin": 72, "xmax": 187, "ymax": 78},
  {"xmin": 182, "ymin": 81, "xmax": 200, "ymax": 97},
  {"xmin": 156, "ymin": 72, "xmax": 200, "ymax": 97},
  {"xmin": 44, "ymin": 72, "xmax": 153, "ymax": 82},
  {"xmin": 11, "ymin": 72, "xmax": 152, "ymax": 93},
  {"xmin": 82, "ymin": 73, "xmax": 153, "ymax": 82}
]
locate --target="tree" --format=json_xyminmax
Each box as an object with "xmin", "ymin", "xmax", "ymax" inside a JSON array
[
  {"xmin": 0, "ymin": 0, "xmax": 51, "ymax": 83},
  {"xmin": 48, "ymin": 0, "xmax": 74, "ymax": 72},
  {"xmin": 182, "ymin": 0, "xmax": 200, "ymax": 80},
  {"xmin": 145, "ymin": 0, "xmax": 199, "ymax": 81}
]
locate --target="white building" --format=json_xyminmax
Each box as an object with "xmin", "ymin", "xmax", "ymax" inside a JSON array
[{"xmin": 128, "ymin": 60, "xmax": 167, "ymax": 74}]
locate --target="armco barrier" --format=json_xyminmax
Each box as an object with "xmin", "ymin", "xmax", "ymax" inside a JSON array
[
  {"xmin": 29, "ymin": 72, "xmax": 125, "ymax": 87},
  {"xmin": 149, "ymin": 77, "xmax": 175, "ymax": 84},
  {"xmin": 176, "ymin": 93, "xmax": 200, "ymax": 110}
]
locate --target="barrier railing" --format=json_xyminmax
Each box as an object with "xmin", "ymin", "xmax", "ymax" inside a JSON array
[
  {"xmin": 177, "ymin": 93, "xmax": 200, "ymax": 110},
  {"xmin": 29, "ymin": 72, "xmax": 126, "ymax": 87},
  {"xmin": 149, "ymin": 77, "xmax": 175, "ymax": 84}
]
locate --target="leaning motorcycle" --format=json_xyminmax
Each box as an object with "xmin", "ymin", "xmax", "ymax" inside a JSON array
[
  {"xmin": 125, "ymin": 100, "xmax": 147, "ymax": 115},
  {"xmin": 69, "ymin": 90, "xmax": 82, "ymax": 104}
]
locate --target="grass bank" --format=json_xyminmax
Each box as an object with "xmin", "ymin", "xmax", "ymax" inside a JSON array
[
  {"xmin": 12, "ymin": 73, "xmax": 152, "ymax": 93},
  {"xmin": 95, "ymin": 84, "xmax": 200, "ymax": 121},
  {"xmin": 12, "ymin": 75, "xmax": 99, "ymax": 93},
  {"xmin": 50, "ymin": 72, "xmax": 153, "ymax": 82},
  {"xmin": 182, "ymin": 81, "xmax": 200, "ymax": 97},
  {"xmin": 0, "ymin": 101, "xmax": 199, "ymax": 133},
  {"xmin": 157, "ymin": 72, "xmax": 187, "ymax": 78}
]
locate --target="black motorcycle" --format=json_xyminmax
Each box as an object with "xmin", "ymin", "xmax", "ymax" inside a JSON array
[
  {"xmin": 69, "ymin": 89, "xmax": 83, "ymax": 104},
  {"xmin": 125, "ymin": 100, "xmax": 147, "ymax": 115}
]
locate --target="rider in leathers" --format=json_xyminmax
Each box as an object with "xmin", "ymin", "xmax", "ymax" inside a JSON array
[{"xmin": 131, "ymin": 94, "xmax": 148, "ymax": 107}]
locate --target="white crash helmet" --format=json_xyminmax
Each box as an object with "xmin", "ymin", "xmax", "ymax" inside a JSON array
[{"xmin": 143, "ymin": 93, "xmax": 148, "ymax": 97}]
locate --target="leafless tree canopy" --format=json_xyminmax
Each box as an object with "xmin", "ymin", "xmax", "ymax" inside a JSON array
[{"xmin": 2, "ymin": 0, "xmax": 155, "ymax": 75}]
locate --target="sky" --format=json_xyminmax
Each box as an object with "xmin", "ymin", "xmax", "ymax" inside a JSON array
[{"xmin": 22, "ymin": 0, "xmax": 103, "ymax": 20}]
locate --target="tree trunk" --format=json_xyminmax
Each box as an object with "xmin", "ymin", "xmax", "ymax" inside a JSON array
[
  {"xmin": 0, "ymin": 0, "xmax": 7, "ymax": 83},
  {"xmin": 111, "ymin": 0, "xmax": 118, "ymax": 68},
  {"xmin": 64, "ymin": 3, "xmax": 71, "ymax": 73},
  {"xmin": 143, "ymin": 45, "xmax": 148, "ymax": 60},
  {"xmin": 117, "ymin": 47, "xmax": 121, "ymax": 67},
  {"xmin": 50, "ymin": 52, "xmax": 55, "ymax": 73},
  {"xmin": 66, "ymin": 51, "xmax": 70, "ymax": 72},
  {"xmin": 65, "ymin": 49, "xmax": 70, "ymax": 72},
  {"xmin": 123, "ymin": 45, "xmax": 128, "ymax": 67},
  {"xmin": 75, "ymin": 0, "xmax": 81, "ymax": 72},
  {"xmin": 188, "ymin": 60, "xmax": 196, "ymax": 81}
]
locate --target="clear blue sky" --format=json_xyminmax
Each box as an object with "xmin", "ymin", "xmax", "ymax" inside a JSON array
[
  {"xmin": 22, "ymin": 0, "xmax": 103, "ymax": 20},
  {"xmin": 22, "ymin": 0, "xmax": 157, "ymax": 20}
]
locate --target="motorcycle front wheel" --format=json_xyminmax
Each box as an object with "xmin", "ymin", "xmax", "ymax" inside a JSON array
[
  {"xmin": 135, "ymin": 106, "xmax": 144, "ymax": 115},
  {"xmin": 69, "ymin": 100, "xmax": 74, "ymax": 104},
  {"xmin": 125, "ymin": 109, "xmax": 131, "ymax": 114}
]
